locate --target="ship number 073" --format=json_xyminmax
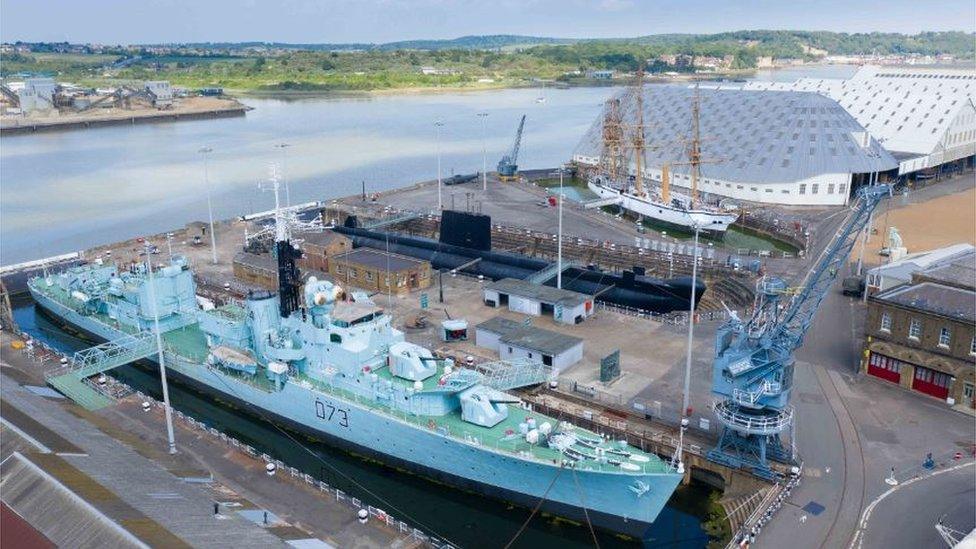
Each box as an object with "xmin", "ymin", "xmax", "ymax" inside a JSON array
[{"xmin": 315, "ymin": 399, "xmax": 349, "ymax": 428}]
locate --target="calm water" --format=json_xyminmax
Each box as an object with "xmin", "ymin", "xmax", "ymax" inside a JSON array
[
  {"xmin": 0, "ymin": 64, "xmax": 858, "ymax": 265},
  {"xmin": 0, "ymin": 87, "xmax": 616, "ymax": 264},
  {"xmin": 12, "ymin": 301, "xmax": 716, "ymax": 548}
]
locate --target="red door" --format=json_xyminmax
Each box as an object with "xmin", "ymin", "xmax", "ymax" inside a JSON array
[
  {"xmin": 867, "ymin": 353, "xmax": 901, "ymax": 384},
  {"xmin": 911, "ymin": 366, "xmax": 951, "ymax": 400}
]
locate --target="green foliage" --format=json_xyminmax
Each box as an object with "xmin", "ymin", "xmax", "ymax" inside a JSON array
[{"xmin": 4, "ymin": 31, "xmax": 971, "ymax": 91}]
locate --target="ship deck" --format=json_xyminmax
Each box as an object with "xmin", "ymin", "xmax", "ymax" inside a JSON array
[{"xmin": 32, "ymin": 280, "xmax": 674, "ymax": 476}]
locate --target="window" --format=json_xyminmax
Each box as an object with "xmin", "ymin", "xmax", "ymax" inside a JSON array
[
  {"xmin": 827, "ymin": 183, "xmax": 835, "ymax": 194},
  {"xmin": 971, "ymin": 336, "xmax": 975, "ymax": 356},
  {"xmin": 799, "ymin": 184, "xmax": 807, "ymax": 195},
  {"xmin": 335, "ymin": 264, "xmax": 344, "ymax": 274},
  {"xmin": 349, "ymin": 268, "xmax": 358, "ymax": 279},
  {"xmin": 365, "ymin": 271, "xmax": 374, "ymax": 282},
  {"xmin": 939, "ymin": 327, "xmax": 951, "ymax": 347},
  {"xmin": 880, "ymin": 312, "xmax": 891, "ymax": 332},
  {"xmin": 839, "ymin": 183, "xmax": 847, "ymax": 195},
  {"xmin": 330, "ymin": 333, "xmax": 342, "ymax": 343},
  {"xmin": 812, "ymin": 184, "xmax": 819, "ymax": 194},
  {"xmin": 908, "ymin": 318, "xmax": 921, "ymax": 340}
]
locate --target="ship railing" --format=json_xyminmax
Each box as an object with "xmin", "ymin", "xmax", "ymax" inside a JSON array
[{"xmin": 289, "ymin": 371, "xmax": 657, "ymax": 474}]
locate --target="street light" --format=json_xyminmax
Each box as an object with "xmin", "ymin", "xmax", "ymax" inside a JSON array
[
  {"xmin": 198, "ymin": 146, "xmax": 217, "ymax": 264},
  {"xmin": 550, "ymin": 166, "xmax": 565, "ymax": 289},
  {"xmin": 145, "ymin": 242, "xmax": 177, "ymax": 455},
  {"xmin": 274, "ymin": 142, "xmax": 292, "ymax": 207},
  {"xmin": 677, "ymin": 221, "xmax": 702, "ymax": 473},
  {"xmin": 477, "ymin": 112, "xmax": 488, "ymax": 191},
  {"xmin": 435, "ymin": 121, "xmax": 444, "ymax": 210}
]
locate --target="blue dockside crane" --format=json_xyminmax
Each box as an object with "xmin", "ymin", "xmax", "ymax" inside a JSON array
[
  {"xmin": 497, "ymin": 114, "xmax": 526, "ymax": 181},
  {"xmin": 707, "ymin": 184, "xmax": 891, "ymax": 480}
]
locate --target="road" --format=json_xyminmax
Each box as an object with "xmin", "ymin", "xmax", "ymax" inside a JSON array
[
  {"xmin": 754, "ymin": 174, "xmax": 976, "ymax": 549},
  {"xmin": 860, "ymin": 463, "xmax": 975, "ymax": 549}
]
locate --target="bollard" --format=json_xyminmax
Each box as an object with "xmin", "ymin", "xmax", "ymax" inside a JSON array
[
  {"xmin": 142, "ymin": 402, "xmax": 151, "ymax": 412},
  {"xmin": 358, "ymin": 509, "xmax": 368, "ymax": 524},
  {"xmin": 265, "ymin": 462, "xmax": 277, "ymax": 476}
]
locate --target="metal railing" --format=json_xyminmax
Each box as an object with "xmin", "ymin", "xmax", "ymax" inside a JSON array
[
  {"xmin": 712, "ymin": 400, "xmax": 792, "ymax": 435},
  {"xmin": 731, "ymin": 380, "xmax": 782, "ymax": 407}
]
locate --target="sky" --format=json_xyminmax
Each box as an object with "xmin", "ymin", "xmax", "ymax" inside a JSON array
[{"xmin": 1, "ymin": 0, "xmax": 973, "ymax": 44}]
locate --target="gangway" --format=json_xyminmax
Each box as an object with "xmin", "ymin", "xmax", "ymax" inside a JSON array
[
  {"xmin": 525, "ymin": 260, "xmax": 577, "ymax": 285},
  {"xmin": 477, "ymin": 358, "xmax": 552, "ymax": 391},
  {"xmin": 46, "ymin": 332, "xmax": 158, "ymax": 410}
]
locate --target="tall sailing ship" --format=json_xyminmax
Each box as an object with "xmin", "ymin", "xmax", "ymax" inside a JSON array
[{"xmin": 587, "ymin": 73, "xmax": 739, "ymax": 235}]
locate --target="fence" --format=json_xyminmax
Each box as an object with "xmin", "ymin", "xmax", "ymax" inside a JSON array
[
  {"xmin": 131, "ymin": 387, "xmax": 451, "ymax": 548},
  {"xmin": 725, "ymin": 468, "xmax": 802, "ymax": 549}
]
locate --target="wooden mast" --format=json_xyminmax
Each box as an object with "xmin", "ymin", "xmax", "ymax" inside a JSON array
[{"xmin": 632, "ymin": 66, "xmax": 647, "ymax": 197}]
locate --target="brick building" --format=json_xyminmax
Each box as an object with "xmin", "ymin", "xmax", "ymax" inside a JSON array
[
  {"xmin": 328, "ymin": 248, "xmax": 431, "ymax": 296},
  {"xmin": 862, "ymin": 254, "xmax": 976, "ymax": 410},
  {"xmin": 297, "ymin": 231, "xmax": 351, "ymax": 274},
  {"xmin": 232, "ymin": 252, "xmax": 276, "ymax": 290}
]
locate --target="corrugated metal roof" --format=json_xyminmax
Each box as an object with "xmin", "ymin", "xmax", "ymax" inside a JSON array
[
  {"xmin": 741, "ymin": 65, "xmax": 976, "ymax": 156},
  {"xmin": 476, "ymin": 317, "xmax": 582, "ymax": 356},
  {"xmin": 486, "ymin": 278, "xmax": 590, "ymax": 307},
  {"xmin": 574, "ymin": 85, "xmax": 896, "ymax": 184}
]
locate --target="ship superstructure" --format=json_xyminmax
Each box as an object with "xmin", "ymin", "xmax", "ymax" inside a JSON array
[{"xmin": 30, "ymin": 197, "xmax": 682, "ymax": 533}]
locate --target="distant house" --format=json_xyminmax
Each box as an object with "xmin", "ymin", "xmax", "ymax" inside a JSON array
[
  {"xmin": 17, "ymin": 78, "xmax": 57, "ymax": 115},
  {"xmin": 144, "ymin": 81, "xmax": 173, "ymax": 107},
  {"xmin": 419, "ymin": 66, "xmax": 460, "ymax": 76},
  {"xmin": 586, "ymin": 70, "xmax": 614, "ymax": 80}
]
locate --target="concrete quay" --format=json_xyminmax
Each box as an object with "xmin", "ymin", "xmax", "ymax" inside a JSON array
[{"xmin": 0, "ymin": 330, "xmax": 421, "ymax": 549}]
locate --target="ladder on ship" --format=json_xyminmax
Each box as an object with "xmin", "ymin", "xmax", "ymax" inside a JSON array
[
  {"xmin": 525, "ymin": 260, "xmax": 577, "ymax": 285},
  {"xmin": 46, "ymin": 332, "xmax": 158, "ymax": 410},
  {"xmin": 478, "ymin": 358, "xmax": 552, "ymax": 391}
]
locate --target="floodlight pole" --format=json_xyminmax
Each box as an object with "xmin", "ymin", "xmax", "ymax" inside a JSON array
[{"xmin": 145, "ymin": 244, "xmax": 177, "ymax": 454}]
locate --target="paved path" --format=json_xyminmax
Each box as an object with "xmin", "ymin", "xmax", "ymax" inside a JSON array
[
  {"xmin": 857, "ymin": 462, "xmax": 975, "ymax": 549},
  {"xmin": 0, "ymin": 371, "xmax": 287, "ymax": 549}
]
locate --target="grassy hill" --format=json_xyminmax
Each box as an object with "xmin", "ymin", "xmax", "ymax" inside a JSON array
[{"xmin": 3, "ymin": 31, "xmax": 971, "ymax": 93}]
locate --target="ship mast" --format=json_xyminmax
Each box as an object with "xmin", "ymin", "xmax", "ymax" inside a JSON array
[
  {"xmin": 600, "ymin": 97, "xmax": 624, "ymax": 182},
  {"xmin": 688, "ymin": 83, "xmax": 702, "ymax": 209},
  {"xmin": 632, "ymin": 67, "xmax": 648, "ymax": 197}
]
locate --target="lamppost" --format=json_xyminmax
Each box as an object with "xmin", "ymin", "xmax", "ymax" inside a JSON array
[
  {"xmin": 275, "ymin": 142, "xmax": 291, "ymax": 207},
  {"xmin": 435, "ymin": 121, "xmax": 444, "ymax": 210},
  {"xmin": 145, "ymin": 242, "xmax": 177, "ymax": 455},
  {"xmin": 198, "ymin": 146, "xmax": 217, "ymax": 264},
  {"xmin": 676, "ymin": 221, "xmax": 702, "ymax": 473},
  {"xmin": 477, "ymin": 112, "xmax": 488, "ymax": 192},
  {"xmin": 551, "ymin": 166, "xmax": 565, "ymax": 289}
]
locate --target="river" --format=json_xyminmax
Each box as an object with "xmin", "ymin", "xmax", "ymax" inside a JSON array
[{"xmin": 0, "ymin": 64, "xmax": 857, "ymax": 266}]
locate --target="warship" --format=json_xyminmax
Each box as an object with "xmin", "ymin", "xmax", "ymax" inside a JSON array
[{"xmin": 30, "ymin": 195, "xmax": 683, "ymax": 535}]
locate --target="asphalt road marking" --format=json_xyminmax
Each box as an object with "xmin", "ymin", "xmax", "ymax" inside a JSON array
[{"xmin": 848, "ymin": 460, "xmax": 975, "ymax": 549}]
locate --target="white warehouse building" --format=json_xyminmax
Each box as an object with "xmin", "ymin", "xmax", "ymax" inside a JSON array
[
  {"xmin": 573, "ymin": 85, "xmax": 897, "ymax": 207},
  {"xmin": 475, "ymin": 317, "xmax": 584, "ymax": 372},
  {"xmin": 742, "ymin": 65, "xmax": 976, "ymax": 176}
]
